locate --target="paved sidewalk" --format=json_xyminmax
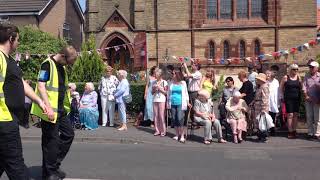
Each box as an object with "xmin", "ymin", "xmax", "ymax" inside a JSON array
[{"xmin": 19, "ymin": 122, "xmax": 320, "ymax": 150}]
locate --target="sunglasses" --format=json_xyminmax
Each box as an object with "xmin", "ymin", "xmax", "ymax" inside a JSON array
[{"xmin": 292, "ymin": 69, "xmax": 298, "ymax": 71}]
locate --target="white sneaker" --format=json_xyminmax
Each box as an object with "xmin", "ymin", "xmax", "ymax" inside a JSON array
[{"xmin": 173, "ymin": 136, "xmax": 178, "ymax": 141}]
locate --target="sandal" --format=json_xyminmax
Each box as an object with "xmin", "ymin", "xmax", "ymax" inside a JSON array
[
  {"xmin": 218, "ymin": 139, "xmax": 227, "ymax": 143},
  {"xmin": 154, "ymin": 133, "xmax": 160, "ymax": 136},
  {"xmin": 160, "ymin": 133, "xmax": 166, "ymax": 137},
  {"xmin": 204, "ymin": 140, "xmax": 211, "ymax": 145}
]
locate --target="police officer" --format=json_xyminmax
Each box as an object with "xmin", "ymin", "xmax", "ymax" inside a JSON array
[
  {"xmin": 0, "ymin": 23, "xmax": 47, "ymax": 179},
  {"xmin": 31, "ymin": 46, "xmax": 77, "ymax": 180}
]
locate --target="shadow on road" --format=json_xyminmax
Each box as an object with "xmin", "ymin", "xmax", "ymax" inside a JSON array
[{"xmin": 28, "ymin": 166, "xmax": 42, "ymax": 180}]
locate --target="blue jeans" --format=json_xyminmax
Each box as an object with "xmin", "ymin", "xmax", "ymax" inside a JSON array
[
  {"xmin": 171, "ymin": 105, "xmax": 185, "ymax": 127},
  {"xmin": 118, "ymin": 103, "xmax": 127, "ymax": 123}
]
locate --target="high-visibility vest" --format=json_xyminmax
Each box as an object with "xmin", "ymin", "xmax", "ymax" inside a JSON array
[
  {"xmin": 31, "ymin": 58, "xmax": 71, "ymax": 123},
  {"xmin": 0, "ymin": 51, "xmax": 13, "ymax": 122}
]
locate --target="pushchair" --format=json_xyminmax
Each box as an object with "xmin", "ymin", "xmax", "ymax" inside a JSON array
[{"xmin": 69, "ymin": 97, "xmax": 81, "ymax": 129}]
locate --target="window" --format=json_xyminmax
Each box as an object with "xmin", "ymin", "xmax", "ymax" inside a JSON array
[
  {"xmin": 254, "ymin": 39, "xmax": 261, "ymax": 56},
  {"xmin": 220, "ymin": 0, "xmax": 232, "ymax": 19},
  {"xmin": 252, "ymin": 0, "xmax": 264, "ymax": 17},
  {"xmin": 63, "ymin": 23, "xmax": 72, "ymax": 42},
  {"xmin": 237, "ymin": 0, "xmax": 248, "ymax": 18},
  {"xmin": 239, "ymin": 40, "xmax": 246, "ymax": 58},
  {"xmin": 207, "ymin": 0, "xmax": 217, "ymax": 19},
  {"xmin": 223, "ymin": 41, "xmax": 230, "ymax": 59},
  {"xmin": 208, "ymin": 41, "xmax": 215, "ymax": 59}
]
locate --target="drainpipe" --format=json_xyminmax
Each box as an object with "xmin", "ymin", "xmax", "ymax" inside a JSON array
[
  {"xmin": 191, "ymin": 0, "xmax": 195, "ymax": 58},
  {"xmin": 275, "ymin": 0, "xmax": 279, "ymax": 51},
  {"xmin": 155, "ymin": 0, "xmax": 159, "ymax": 66}
]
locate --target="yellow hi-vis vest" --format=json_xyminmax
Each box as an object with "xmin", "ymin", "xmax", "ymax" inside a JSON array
[
  {"xmin": 31, "ymin": 58, "xmax": 71, "ymax": 123},
  {"xmin": 0, "ymin": 51, "xmax": 13, "ymax": 122}
]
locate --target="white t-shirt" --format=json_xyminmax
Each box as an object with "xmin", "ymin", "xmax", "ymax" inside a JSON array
[
  {"xmin": 153, "ymin": 79, "xmax": 168, "ymax": 103},
  {"xmin": 188, "ymin": 70, "xmax": 202, "ymax": 92}
]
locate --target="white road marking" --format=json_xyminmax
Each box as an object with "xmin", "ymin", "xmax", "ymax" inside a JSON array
[{"xmin": 64, "ymin": 179, "xmax": 101, "ymax": 180}]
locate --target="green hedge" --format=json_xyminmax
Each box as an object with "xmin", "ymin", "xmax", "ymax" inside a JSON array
[{"xmin": 74, "ymin": 82, "xmax": 145, "ymax": 115}]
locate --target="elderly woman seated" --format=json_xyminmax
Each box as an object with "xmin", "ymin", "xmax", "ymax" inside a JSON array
[
  {"xmin": 79, "ymin": 82, "xmax": 99, "ymax": 130},
  {"xmin": 193, "ymin": 90, "xmax": 227, "ymax": 144},
  {"xmin": 225, "ymin": 91, "xmax": 248, "ymax": 143}
]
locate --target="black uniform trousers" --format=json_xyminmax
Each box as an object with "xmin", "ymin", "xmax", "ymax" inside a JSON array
[
  {"xmin": 0, "ymin": 115, "xmax": 29, "ymax": 180},
  {"xmin": 41, "ymin": 113, "xmax": 74, "ymax": 177}
]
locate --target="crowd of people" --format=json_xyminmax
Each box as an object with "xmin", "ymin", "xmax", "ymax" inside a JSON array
[
  {"xmin": 135, "ymin": 60, "xmax": 320, "ymax": 144},
  {"xmin": 61, "ymin": 56, "xmax": 320, "ymax": 145}
]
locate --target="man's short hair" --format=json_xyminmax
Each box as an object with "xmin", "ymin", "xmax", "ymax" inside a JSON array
[
  {"xmin": 0, "ymin": 23, "xmax": 19, "ymax": 44},
  {"xmin": 59, "ymin": 46, "xmax": 77, "ymax": 59}
]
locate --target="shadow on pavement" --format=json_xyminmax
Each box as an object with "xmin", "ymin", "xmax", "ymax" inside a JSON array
[{"xmin": 28, "ymin": 166, "xmax": 42, "ymax": 180}]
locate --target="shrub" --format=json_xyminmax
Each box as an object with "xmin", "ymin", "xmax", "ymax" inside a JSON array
[
  {"xmin": 212, "ymin": 75, "xmax": 225, "ymax": 101},
  {"xmin": 17, "ymin": 26, "xmax": 66, "ymax": 81},
  {"xmin": 69, "ymin": 34, "xmax": 105, "ymax": 82}
]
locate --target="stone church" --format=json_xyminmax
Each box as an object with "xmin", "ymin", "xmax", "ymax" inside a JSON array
[{"xmin": 85, "ymin": 0, "xmax": 317, "ymax": 72}]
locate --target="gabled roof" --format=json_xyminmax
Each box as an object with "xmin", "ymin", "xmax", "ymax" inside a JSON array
[
  {"xmin": 0, "ymin": 0, "xmax": 84, "ymax": 22},
  {"xmin": 102, "ymin": 9, "xmax": 134, "ymax": 31},
  {"xmin": 0, "ymin": 0, "xmax": 52, "ymax": 15}
]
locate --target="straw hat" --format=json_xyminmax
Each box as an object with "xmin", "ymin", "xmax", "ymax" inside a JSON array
[
  {"xmin": 198, "ymin": 89, "xmax": 210, "ymax": 100},
  {"xmin": 255, "ymin": 73, "xmax": 267, "ymax": 83}
]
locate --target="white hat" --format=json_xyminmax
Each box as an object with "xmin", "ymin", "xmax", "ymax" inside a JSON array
[
  {"xmin": 233, "ymin": 91, "xmax": 241, "ymax": 97},
  {"xmin": 309, "ymin": 61, "xmax": 319, "ymax": 68}
]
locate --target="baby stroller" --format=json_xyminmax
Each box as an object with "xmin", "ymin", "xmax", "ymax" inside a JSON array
[{"xmin": 69, "ymin": 96, "xmax": 81, "ymax": 129}]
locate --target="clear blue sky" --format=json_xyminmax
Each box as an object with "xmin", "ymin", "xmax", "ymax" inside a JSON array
[
  {"xmin": 318, "ymin": 0, "xmax": 320, "ymax": 6},
  {"xmin": 78, "ymin": 0, "xmax": 86, "ymax": 12}
]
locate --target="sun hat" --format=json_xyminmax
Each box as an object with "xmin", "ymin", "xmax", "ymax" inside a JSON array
[
  {"xmin": 255, "ymin": 73, "xmax": 267, "ymax": 83},
  {"xmin": 198, "ymin": 89, "xmax": 210, "ymax": 100},
  {"xmin": 309, "ymin": 61, "xmax": 319, "ymax": 68},
  {"xmin": 233, "ymin": 91, "xmax": 242, "ymax": 97}
]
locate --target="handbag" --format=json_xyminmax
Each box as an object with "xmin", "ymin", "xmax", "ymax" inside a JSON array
[{"xmin": 122, "ymin": 93, "xmax": 132, "ymax": 104}]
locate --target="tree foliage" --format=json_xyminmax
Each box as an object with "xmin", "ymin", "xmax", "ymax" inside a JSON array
[
  {"xmin": 69, "ymin": 34, "xmax": 105, "ymax": 82},
  {"xmin": 17, "ymin": 26, "xmax": 66, "ymax": 81}
]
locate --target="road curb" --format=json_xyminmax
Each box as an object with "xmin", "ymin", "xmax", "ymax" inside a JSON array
[{"xmin": 21, "ymin": 136, "xmax": 144, "ymax": 144}]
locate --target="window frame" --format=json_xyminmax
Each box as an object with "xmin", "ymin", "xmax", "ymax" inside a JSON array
[
  {"xmin": 220, "ymin": 0, "xmax": 233, "ymax": 19},
  {"xmin": 239, "ymin": 40, "xmax": 246, "ymax": 59},
  {"xmin": 207, "ymin": 0, "xmax": 218, "ymax": 19},
  {"xmin": 208, "ymin": 41, "xmax": 216, "ymax": 59},
  {"xmin": 254, "ymin": 39, "xmax": 261, "ymax": 57},
  {"xmin": 223, "ymin": 40, "xmax": 230, "ymax": 60}
]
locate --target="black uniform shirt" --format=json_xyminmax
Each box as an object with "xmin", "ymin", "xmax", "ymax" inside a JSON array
[
  {"xmin": 38, "ymin": 57, "xmax": 66, "ymax": 113},
  {"xmin": 3, "ymin": 53, "xmax": 25, "ymax": 117}
]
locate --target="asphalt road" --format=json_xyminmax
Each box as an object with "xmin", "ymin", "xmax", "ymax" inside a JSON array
[{"xmin": 1, "ymin": 141, "xmax": 320, "ymax": 180}]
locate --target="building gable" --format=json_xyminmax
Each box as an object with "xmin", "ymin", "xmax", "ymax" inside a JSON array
[{"xmin": 102, "ymin": 9, "xmax": 134, "ymax": 30}]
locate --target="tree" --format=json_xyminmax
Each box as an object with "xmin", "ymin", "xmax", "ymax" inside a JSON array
[
  {"xmin": 69, "ymin": 34, "xmax": 105, "ymax": 82},
  {"xmin": 18, "ymin": 26, "xmax": 66, "ymax": 81}
]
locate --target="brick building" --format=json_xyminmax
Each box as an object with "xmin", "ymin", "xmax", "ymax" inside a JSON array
[
  {"xmin": 85, "ymin": 0, "xmax": 317, "ymax": 72},
  {"xmin": 0, "ymin": 0, "xmax": 85, "ymax": 50}
]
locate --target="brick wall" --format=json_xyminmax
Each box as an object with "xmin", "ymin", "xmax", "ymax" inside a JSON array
[
  {"xmin": 280, "ymin": 0, "xmax": 317, "ymax": 26},
  {"xmin": 158, "ymin": 0, "xmax": 190, "ymax": 29},
  {"xmin": 194, "ymin": 29, "xmax": 275, "ymax": 60},
  {"xmin": 8, "ymin": 16, "xmax": 38, "ymax": 27},
  {"xmin": 66, "ymin": 0, "xmax": 83, "ymax": 50},
  {"xmin": 39, "ymin": 0, "xmax": 66, "ymax": 38}
]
